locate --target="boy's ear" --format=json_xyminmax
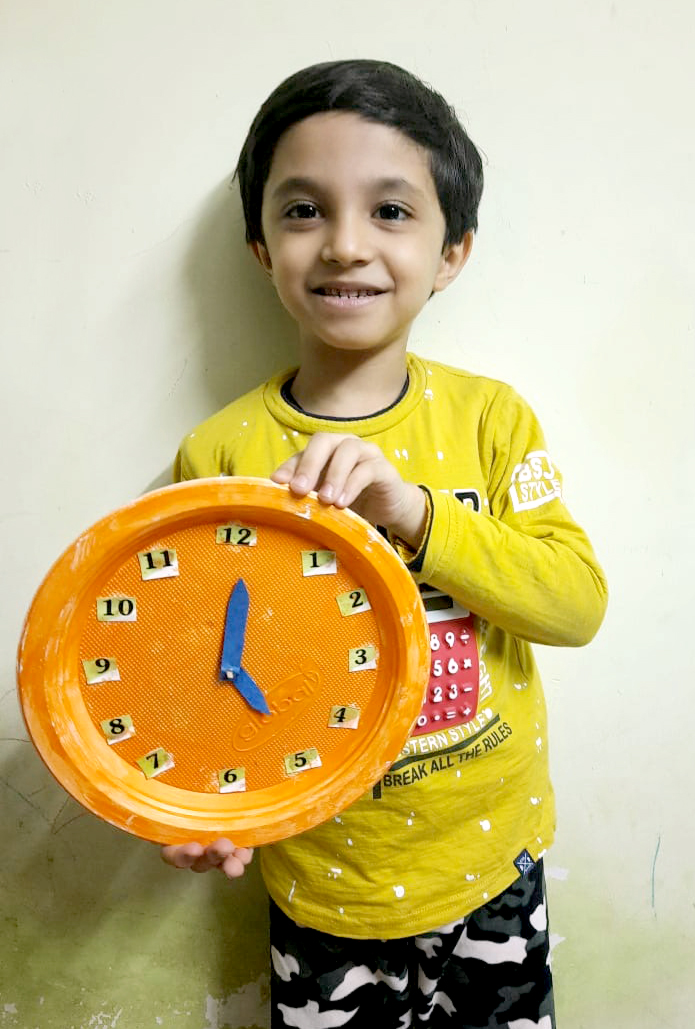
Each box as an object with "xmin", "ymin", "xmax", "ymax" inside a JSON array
[
  {"xmin": 432, "ymin": 231, "xmax": 474, "ymax": 294},
  {"xmin": 249, "ymin": 240, "xmax": 273, "ymax": 276}
]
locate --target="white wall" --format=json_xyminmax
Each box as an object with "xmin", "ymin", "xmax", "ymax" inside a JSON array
[{"xmin": 2, "ymin": 2, "xmax": 693, "ymax": 1026}]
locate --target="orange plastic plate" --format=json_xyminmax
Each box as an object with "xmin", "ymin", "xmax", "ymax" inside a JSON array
[{"xmin": 17, "ymin": 478, "xmax": 429, "ymax": 846}]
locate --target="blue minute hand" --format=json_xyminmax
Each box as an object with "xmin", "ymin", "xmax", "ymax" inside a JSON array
[{"xmin": 220, "ymin": 579, "xmax": 271, "ymax": 716}]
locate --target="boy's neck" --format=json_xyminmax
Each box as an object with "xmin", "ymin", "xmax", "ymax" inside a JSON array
[{"xmin": 290, "ymin": 345, "xmax": 409, "ymax": 419}]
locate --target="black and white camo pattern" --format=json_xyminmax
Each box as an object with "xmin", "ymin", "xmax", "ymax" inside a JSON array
[{"xmin": 270, "ymin": 860, "xmax": 555, "ymax": 1028}]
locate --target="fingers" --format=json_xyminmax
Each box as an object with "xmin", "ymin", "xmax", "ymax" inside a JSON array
[
  {"xmin": 161, "ymin": 841, "xmax": 205, "ymax": 869},
  {"xmin": 271, "ymin": 433, "xmax": 418, "ymax": 533},
  {"xmin": 328, "ymin": 450, "xmax": 391, "ymax": 510},
  {"xmin": 220, "ymin": 846, "xmax": 255, "ymax": 879},
  {"xmin": 271, "ymin": 452, "xmax": 303, "ymax": 488},
  {"xmin": 272, "ymin": 433, "xmax": 357, "ymax": 498},
  {"xmin": 160, "ymin": 839, "xmax": 254, "ymax": 879},
  {"xmin": 188, "ymin": 838, "xmax": 237, "ymax": 873},
  {"xmin": 315, "ymin": 439, "xmax": 386, "ymax": 508},
  {"xmin": 271, "ymin": 434, "xmax": 382, "ymax": 506}
]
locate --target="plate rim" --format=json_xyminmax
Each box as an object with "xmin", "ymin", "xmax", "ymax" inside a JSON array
[{"xmin": 17, "ymin": 477, "xmax": 429, "ymax": 845}]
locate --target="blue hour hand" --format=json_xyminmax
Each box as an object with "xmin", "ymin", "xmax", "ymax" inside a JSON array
[
  {"xmin": 220, "ymin": 579, "xmax": 271, "ymax": 716},
  {"xmin": 229, "ymin": 666, "xmax": 271, "ymax": 718}
]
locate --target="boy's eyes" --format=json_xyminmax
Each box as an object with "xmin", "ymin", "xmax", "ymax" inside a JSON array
[
  {"xmin": 283, "ymin": 202, "xmax": 410, "ymax": 221},
  {"xmin": 375, "ymin": 203, "xmax": 409, "ymax": 221},
  {"xmin": 286, "ymin": 202, "xmax": 320, "ymax": 219}
]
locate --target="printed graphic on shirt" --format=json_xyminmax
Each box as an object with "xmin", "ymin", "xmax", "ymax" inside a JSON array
[
  {"xmin": 438, "ymin": 487, "xmax": 483, "ymax": 512},
  {"xmin": 414, "ymin": 588, "xmax": 479, "ymax": 738},
  {"xmin": 508, "ymin": 451, "xmax": 562, "ymax": 513},
  {"xmin": 372, "ymin": 486, "xmax": 517, "ymax": 794},
  {"xmin": 372, "ymin": 485, "xmax": 525, "ymax": 798},
  {"xmin": 372, "ymin": 711, "xmax": 513, "ymax": 796},
  {"xmin": 453, "ymin": 488, "xmax": 481, "ymax": 512},
  {"xmin": 411, "ymin": 486, "xmax": 488, "ymax": 739}
]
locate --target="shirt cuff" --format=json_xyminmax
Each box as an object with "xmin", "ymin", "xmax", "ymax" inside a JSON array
[{"xmin": 387, "ymin": 485, "xmax": 433, "ymax": 572}]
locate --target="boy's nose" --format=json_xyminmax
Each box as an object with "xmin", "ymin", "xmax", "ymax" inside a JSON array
[{"xmin": 320, "ymin": 214, "xmax": 373, "ymax": 266}]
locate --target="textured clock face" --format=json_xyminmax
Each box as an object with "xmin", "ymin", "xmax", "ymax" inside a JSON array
[
  {"xmin": 18, "ymin": 479, "xmax": 429, "ymax": 846},
  {"xmin": 79, "ymin": 520, "xmax": 384, "ymax": 792}
]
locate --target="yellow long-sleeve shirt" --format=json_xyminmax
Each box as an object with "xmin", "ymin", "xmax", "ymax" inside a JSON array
[{"xmin": 176, "ymin": 353, "xmax": 607, "ymax": 938}]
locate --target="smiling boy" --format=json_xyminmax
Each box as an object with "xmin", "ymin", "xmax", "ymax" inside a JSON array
[
  {"xmin": 163, "ymin": 60, "xmax": 607, "ymax": 1028},
  {"xmin": 256, "ymin": 108, "xmax": 468, "ymax": 543}
]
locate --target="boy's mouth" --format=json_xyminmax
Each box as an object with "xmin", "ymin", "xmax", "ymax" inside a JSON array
[{"xmin": 312, "ymin": 285, "xmax": 385, "ymax": 298}]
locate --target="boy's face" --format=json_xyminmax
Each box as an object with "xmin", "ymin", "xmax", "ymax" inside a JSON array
[{"xmin": 252, "ymin": 112, "xmax": 471, "ymax": 359}]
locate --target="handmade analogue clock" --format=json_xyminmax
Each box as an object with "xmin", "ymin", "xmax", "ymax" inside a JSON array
[{"xmin": 17, "ymin": 478, "xmax": 429, "ymax": 846}]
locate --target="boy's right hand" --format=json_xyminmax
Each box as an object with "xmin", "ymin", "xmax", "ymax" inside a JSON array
[{"xmin": 160, "ymin": 839, "xmax": 254, "ymax": 879}]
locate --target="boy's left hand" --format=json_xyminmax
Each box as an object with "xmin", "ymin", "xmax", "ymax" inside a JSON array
[
  {"xmin": 271, "ymin": 433, "xmax": 427, "ymax": 549},
  {"xmin": 161, "ymin": 839, "xmax": 254, "ymax": 879}
]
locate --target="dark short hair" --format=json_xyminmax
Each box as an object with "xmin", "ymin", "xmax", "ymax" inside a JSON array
[{"xmin": 235, "ymin": 59, "xmax": 484, "ymax": 247}]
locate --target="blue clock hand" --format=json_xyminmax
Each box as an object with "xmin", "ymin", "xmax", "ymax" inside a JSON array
[
  {"xmin": 231, "ymin": 666, "xmax": 272, "ymax": 717},
  {"xmin": 220, "ymin": 579, "xmax": 271, "ymax": 716},
  {"xmin": 220, "ymin": 578, "xmax": 249, "ymax": 678}
]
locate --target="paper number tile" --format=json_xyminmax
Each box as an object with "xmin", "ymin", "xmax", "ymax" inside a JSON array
[
  {"xmin": 217, "ymin": 767, "xmax": 247, "ymax": 793},
  {"xmin": 138, "ymin": 548, "xmax": 179, "ymax": 580},
  {"xmin": 284, "ymin": 749, "xmax": 322, "ymax": 775},
  {"xmin": 301, "ymin": 550, "xmax": 337, "ymax": 576},
  {"xmin": 348, "ymin": 645, "xmax": 377, "ymax": 671},
  {"xmin": 328, "ymin": 705, "xmax": 361, "ymax": 729},
  {"xmin": 82, "ymin": 657, "xmax": 121, "ymax": 684},
  {"xmin": 336, "ymin": 589, "xmax": 371, "ymax": 616},
  {"xmin": 136, "ymin": 748, "xmax": 174, "ymax": 779},
  {"xmin": 100, "ymin": 715, "xmax": 135, "ymax": 744},
  {"xmin": 216, "ymin": 524, "xmax": 257, "ymax": 546},
  {"xmin": 96, "ymin": 597, "xmax": 137, "ymax": 622}
]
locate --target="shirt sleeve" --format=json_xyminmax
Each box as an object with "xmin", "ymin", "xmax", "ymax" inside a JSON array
[
  {"xmin": 405, "ymin": 386, "xmax": 608, "ymax": 647},
  {"xmin": 173, "ymin": 430, "xmax": 226, "ymax": 483}
]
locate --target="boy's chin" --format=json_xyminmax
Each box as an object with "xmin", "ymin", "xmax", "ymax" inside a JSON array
[
  {"xmin": 297, "ymin": 320, "xmax": 411, "ymax": 355},
  {"xmin": 302, "ymin": 335, "xmax": 408, "ymax": 357}
]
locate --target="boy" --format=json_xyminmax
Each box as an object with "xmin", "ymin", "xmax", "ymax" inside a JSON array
[{"xmin": 162, "ymin": 60, "xmax": 607, "ymax": 1028}]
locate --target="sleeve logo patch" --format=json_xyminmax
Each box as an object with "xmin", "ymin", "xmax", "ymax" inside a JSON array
[{"xmin": 508, "ymin": 450, "xmax": 563, "ymax": 512}]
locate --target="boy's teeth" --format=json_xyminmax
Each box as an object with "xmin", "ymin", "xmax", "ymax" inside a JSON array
[{"xmin": 320, "ymin": 288, "xmax": 378, "ymax": 297}]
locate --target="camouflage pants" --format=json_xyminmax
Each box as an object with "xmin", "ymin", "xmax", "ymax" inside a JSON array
[{"xmin": 270, "ymin": 859, "xmax": 555, "ymax": 1028}]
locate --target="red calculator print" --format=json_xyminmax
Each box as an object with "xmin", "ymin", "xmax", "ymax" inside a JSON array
[{"xmin": 412, "ymin": 587, "xmax": 479, "ymax": 737}]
